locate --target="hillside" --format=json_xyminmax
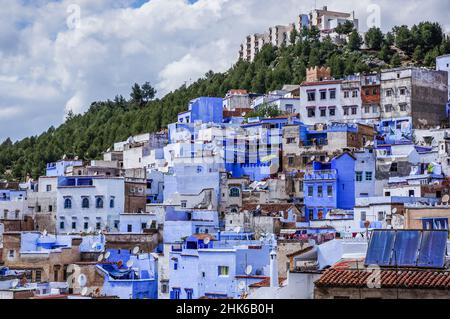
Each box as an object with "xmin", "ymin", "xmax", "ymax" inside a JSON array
[{"xmin": 1, "ymin": 22, "xmax": 449, "ymax": 181}]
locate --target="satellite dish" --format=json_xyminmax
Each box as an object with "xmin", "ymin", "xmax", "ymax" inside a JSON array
[
  {"xmin": 365, "ymin": 141, "xmax": 371, "ymax": 148},
  {"xmin": 245, "ymin": 265, "xmax": 253, "ymax": 275},
  {"xmin": 442, "ymin": 195, "xmax": 450, "ymax": 204},
  {"xmin": 238, "ymin": 281, "xmax": 246, "ymax": 290},
  {"xmin": 234, "ymin": 226, "xmax": 241, "ymax": 233},
  {"xmin": 104, "ymin": 251, "xmax": 111, "ymax": 259},
  {"xmin": 392, "ymin": 208, "xmax": 398, "ymax": 214},
  {"xmin": 77, "ymin": 274, "xmax": 87, "ymax": 287},
  {"xmin": 11, "ymin": 279, "xmax": 19, "ymax": 289},
  {"xmin": 81, "ymin": 287, "xmax": 89, "ymax": 296},
  {"xmin": 132, "ymin": 246, "xmax": 140, "ymax": 255},
  {"xmin": 97, "ymin": 254, "xmax": 104, "ymax": 262},
  {"xmin": 325, "ymin": 157, "xmax": 330, "ymax": 162},
  {"xmin": 126, "ymin": 260, "xmax": 134, "ymax": 268},
  {"xmin": 42, "ymin": 229, "xmax": 48, "ymax": 237},
  {"xmin": 203, "ymin": 237, "xmax": 211, "ymax": 245}
]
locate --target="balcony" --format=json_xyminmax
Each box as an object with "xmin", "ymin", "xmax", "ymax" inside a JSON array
[{"xmin": 304, "ymin": 169, "xmax": 337, "ymax": 181}]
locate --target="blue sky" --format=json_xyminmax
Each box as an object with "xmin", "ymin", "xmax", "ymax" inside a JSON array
[{"xmin": 0, "ymin": 0, "xmax": 449, "ymax": 141}]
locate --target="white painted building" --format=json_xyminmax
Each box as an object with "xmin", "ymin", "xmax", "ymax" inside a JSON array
[{"xmin": 56, "ymin": 176, "xmax": 124, "ymax": 234}]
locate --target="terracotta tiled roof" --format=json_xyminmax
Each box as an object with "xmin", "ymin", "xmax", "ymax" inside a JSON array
[
  {"xmin": 315, "ymin": 268, "xmax": 450, "ymax": 290},
  {"xmin": 223, "ymin": 108, "xmax": 253, "ymax": 118},
  {"xmin": 249, "ymin": 277, "xmax": 286, "ymax": 288}
]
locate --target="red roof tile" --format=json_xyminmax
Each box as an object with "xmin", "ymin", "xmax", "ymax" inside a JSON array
[{"xmin": 315, "ymin": 268, "xmax": 450, "ymax": 290}]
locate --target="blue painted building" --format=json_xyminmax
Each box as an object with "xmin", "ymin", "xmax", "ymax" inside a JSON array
[
  {"xmin": 225, "ymin": 117, "xmax": 294, "ymax": 181},
  {"xmin": 46, "ymin": 160, "xmax": 83, "ymax": 177},
  {"xmin": 96, "ymin": 249, "xmax": 158, "ymax": 299},
  {"xmin": 169, "ymin": 235, "xmax": 274, "ymax": 299},
  {"xmin": 177, "ymin": 97, "xmax": 223, "ymax": 124},
  {"xmin": 304, "ymin": 153, "xmax": 356, "ymax": 221}
]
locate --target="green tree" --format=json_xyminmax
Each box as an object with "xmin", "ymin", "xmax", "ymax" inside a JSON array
[
  {"xmin": 141, "ymin": 82, "xmax": 157, "ymax": 102},
  {"xmin": 365, "ymin": 27, "xmax": 384, "ymax": 50},
  {"xmin": 130, "ymin": 83, "xmax": 144, "ymax": 105},
  {"xmin": 347, "ymin": 30, "xmax": 363, "ymax": 51}
]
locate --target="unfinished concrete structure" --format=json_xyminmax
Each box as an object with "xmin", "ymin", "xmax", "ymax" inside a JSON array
[{"xmin": 380, "ymin": 67, "xmax": 448, "ymax": 129}]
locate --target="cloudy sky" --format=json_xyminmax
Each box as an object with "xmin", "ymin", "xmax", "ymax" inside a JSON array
[{"xmin": 1, "ymin": 0, "xmax": 449, "ymax": 141}]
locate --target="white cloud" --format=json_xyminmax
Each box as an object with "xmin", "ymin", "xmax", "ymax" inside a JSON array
[{"xmin": 0, "ymin": 0, "xmax": 449, "ymax": 140}]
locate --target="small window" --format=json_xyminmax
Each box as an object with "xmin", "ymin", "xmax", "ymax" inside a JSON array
[
  {"xmin": 218, "ymin": 266, "xmax": 229, "ymax": 276},
  {"xmin": 327, "ymin": 185, "xmax": 333, "ymax": 197},
  {"xmin": 48, "ymin": 205, "xmax": 53, "ymax": 212},
  {"xmin": 409, "ymin": 190, "xmax": 415, "ymax": 197},
  {"xmin": 46, "ymin": 185, "xmax": 52, "ymax": 192},
  {"xmin": 343, "ymin": 107, "xmax": 349, "ymax": 116},
  {"xmin": 96, "ymin": 222, "xmax": 101, "ymax": 230},
  {"xmin": 307, "ymin": 108, "xmax": 315, "ymax": 118},
  {"xmin": 82, "ymin": 197, "xmax": 89, "ymax": 208},
  {"xmin": 320, "ymin": 91, "xmax": 327, "ymax": 100},
  {"xmin": 400, "ymin": 88, "xmax": 406, "ymax": 95},
  {"xmin": 352, "ymin": 90, "xmax": 358, "ymax": 98},
  {"xmin": 229, "ymin": 187, "xmax": 240, "ymax": 197},
  {"xmin": 84, "ymin": 222, "xmax": 89, "ymax": 230},
  {"xmin": 365, "ymin": 172, "xmax": 373, "ymax": 181},
  {"xmin": 351, "ymin": 107, "xmax": 357, "ymax": 115},
  {"xmin": 317, "ymin": 186, "xmax": 323, "ymax": 198},
  {"xmin": 35, "ymin": 270, "xmax": 42, "ymax": 283},
  {"xmin": 110, "ymin": 197, "xmax": 115, "ymax": 208},
  {"xmin": 308, "ymin": 186, "xmax": 313, "ymax": 197},
  {"xmin": 60, "ymin": 221, "xmax": 65, "ymax": 229},
  {"xmin": 344, "ymin": 91, "xmax": 350, "ymax": 98},
  {"xmin": 399, "ymin": 103, "xmax": 407, "ymax": 112},
  {"xmin": 72, "ymin": 222, "xmax": 76, "ymax": 230},
  {"xmin": 114, "ymin": 220, "xmax": 119, "ymax": 229},
  {"xmin": 320, "ymin": 109, "xmax": 326, "ymax": 117},
  {"xmin": 8, "ymin": 250, "xmax": 14, "ymax": 258},
  {"xmin": 287, "ymin": 137, "xmax": 296, "ymax": 144},
  {"xmin": 360, "ymin": 211, "xmax": 367, "ymax": 221},
  {"xmin": 390, "ymin": 163, "xmax": 398, "ymax": 172},
  {"xmin": 329, "ymin": 108, "xmax": 336, "ymax": 116},
  {"xmin": 356, "ymin": 172, "xmax": 363, "ymax": 182},
  {"xmin": 288, "ymin": 157, "xmax": 295, "ymax": 166},
  {"xmin": 329, "ymin": 89, "xmax": 336, "ymax": 99},
  {"xmin": 96, "ymin": 197, "xmax": 104, "ymax": 209},
  {"xmin": 64, "ymin": 198, "xmax": 72, "ymax": 209},
  {"xmin": 307, "ymin": 91, "xmax": 316, "ymax": 101},
  {"xmin": 181, "ymin": 200, "xmax": 187, "ymax": 208},
  {"xmin": 378, "ymin": 211, "xmax": 385, "ymax": 221}
]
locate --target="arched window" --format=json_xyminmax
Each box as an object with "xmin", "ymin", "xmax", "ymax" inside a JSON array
[
  {"xmin": 96, "ymin": 197, "xmax": 104, "ymax": 209},
  {"xmin": 64, "ymin": 198, "xmax": 72, "ymax": 209},
  {"xmin": 110, "ymin": 197, "xmax": 115, "ymax": 208},
  {"xmin": 229, "ymin": 187, "xmax": 240, "ymax": 198},
  {"xmin": 82, "ymin": 197, "xmax": 90, "ymax": 209}
]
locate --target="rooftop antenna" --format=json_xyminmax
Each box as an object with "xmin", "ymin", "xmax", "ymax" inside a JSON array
[
  {"xmin": 104, "ymin": 251, "xmax": 111, "ymax": 260},
  {"xmin": 126, "ymin": 260, "xmax": 134, "ymax": 269},
  {"xmin": 442, "ymin": 194, "xmax": 450, "ymax": 205},
  {"xmin": 77, "ymin": 274, "xmax": 87, "ymax": 287},
  {"xmin": 203, "ymin": 237, "xmax": 211, "ymax": 245},
  {"xmin": 132, "ymin": 246, "xmax": 140, "ymax": 255}
]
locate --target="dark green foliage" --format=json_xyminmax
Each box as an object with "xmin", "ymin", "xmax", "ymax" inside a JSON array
[
  {"xmin": 245, "ymin": 103, "xmax": 283, "ymax": 120},
  {"xmin": 365, "ymin": 27, "xmax": 384, "ymax": 50},
  {"xmin": 0, "ymin": 22, "xmax": 448, "ymax": 181}
]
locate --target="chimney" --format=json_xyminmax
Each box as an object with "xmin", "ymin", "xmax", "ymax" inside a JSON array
[
  {"xmin": 323, "ymin": 6, "xmax": 328, "ymax": 11},
  {"xmin": 269, "ymin": 248, "xmax": 279, "ymax": 288}
]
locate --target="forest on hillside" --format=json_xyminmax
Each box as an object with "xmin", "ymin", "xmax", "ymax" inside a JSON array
[{"xmin": 1, "ymin": 22, "xmax": 450, "ymax": 181}]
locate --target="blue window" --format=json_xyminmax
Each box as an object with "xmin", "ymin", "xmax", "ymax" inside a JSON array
[
  {"xmin": 186, "ymin": 289, "xmax": 193, "ymax": 300},
  {"xmin": 110, "ymin": 197, "xmax": 115, "ymax": 208},
  {"xmin": 170, "ymin": 288, "xmax": 181, "ymax": 300},
  {"xmin": 82, "ymin": 197, "xmax": 89, "ymax": 208},
  {"xmin": 229, "ymin": 187, "xmax": 240, "ymax": 198},
  {"xmin": 174, "ymin": 262, "xmax": 178, "ymax": 270},
  {"xmin": 96, "ymin": 197, "xmax": 104, "ymax": 209},
  {"xmin": 64, "ymin": 198, "xmax": 72, "ymax": 209}
]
